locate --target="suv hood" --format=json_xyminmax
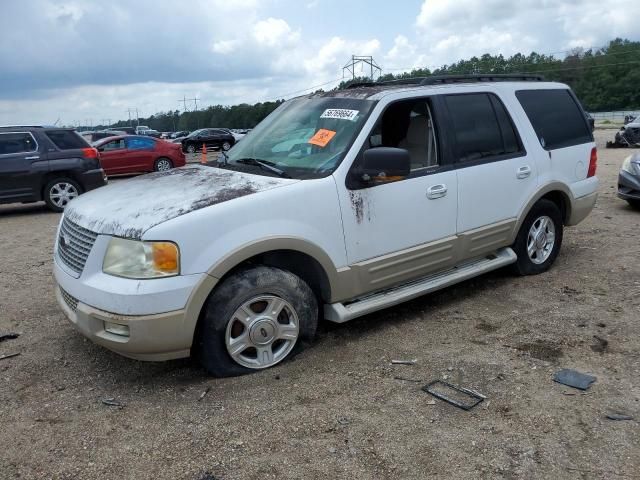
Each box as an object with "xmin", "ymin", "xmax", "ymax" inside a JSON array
[{"xmin": 64, "ymin": 165, "xmax": 297, "ymax": 239}]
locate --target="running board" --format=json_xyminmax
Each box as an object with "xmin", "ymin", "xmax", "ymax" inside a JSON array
[{"xmin": 324, "ymin": 247, "xmax": 517, "ymax": 323}]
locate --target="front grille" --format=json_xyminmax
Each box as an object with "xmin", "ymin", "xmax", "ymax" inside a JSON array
[
  {"xmin": 57, "ymin": 217, "xmax": 98, "ymax": 275},
  {"xmin": 60, "ymin": 287, "xmax": 79, "ymax": 312}
]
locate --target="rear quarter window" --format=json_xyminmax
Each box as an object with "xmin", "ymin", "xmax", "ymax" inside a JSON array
[
  {"xmin": 516, "ymin": 89, "xmax": 592, "ymax": 150},
  {"xmin": 45, "ymin": 130, "xmax": 90, "ymax": 150}
]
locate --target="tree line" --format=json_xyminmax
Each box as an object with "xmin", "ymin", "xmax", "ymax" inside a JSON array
[{"xmin": 100, "ymin": 38, "xmax": 639, "ymax": 132}]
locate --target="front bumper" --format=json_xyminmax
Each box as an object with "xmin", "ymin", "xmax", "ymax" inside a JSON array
[
  {"xmin": 617, "ymin": 170, "xmax": 640, "ymax": 201},
  {"xmin": 55, "ymin": 284, "xmax": 191, "ymax": 361}
]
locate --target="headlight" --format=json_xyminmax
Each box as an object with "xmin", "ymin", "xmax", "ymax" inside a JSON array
[
  {"xmin": 103, "ymin": 237, "xmax": 179, "ymax": 279},
  {"xmin": 621, "ymin": 156, "xmax": 638, "ymax": 175}
]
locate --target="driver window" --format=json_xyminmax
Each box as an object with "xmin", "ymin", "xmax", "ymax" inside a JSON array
[{"xmin": 369, "ymin": 99, "xmax": 438, "ymax": 171}]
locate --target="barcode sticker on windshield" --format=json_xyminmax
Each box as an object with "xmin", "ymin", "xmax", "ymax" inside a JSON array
[{"xmin": 320, "ymin": 109, "xmax": 359, "ymax": 121}]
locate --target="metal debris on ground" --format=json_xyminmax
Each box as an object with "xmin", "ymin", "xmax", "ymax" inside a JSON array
[
  {"xmin": 422, "ymin": 380, "xmax": 485, "ymax": 410},
  {"xmin": 0, "ymin": 352, "xmax": 20, "ymax": 361},
  {"xmin": 553, "ymin": 369, "xmax": 597, "ymax": 390},
  {"xmin": 198, "ymin": 386, "xmax": 211, "ymax": 401},
  {"xmin": 391, "ymin": 359, "xmax": 417, "ymax": 365},
  {"xmin": 606, "ymin": 414, "xmax": 634, "ymax": 421},
  {"xmin": 0, "ymin": 333, "xmax": 20, "ymax": 343},
  {"xmin": 393, "ymin": 376, "xmax": 423, "ymax": 383},
  {"xmin": 101, "ymin": 398, "xmax": 125, "ymax": 408}
]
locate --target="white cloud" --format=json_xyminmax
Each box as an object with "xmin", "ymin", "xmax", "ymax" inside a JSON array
[
  {"xmin": 253, "ymin": 18, "xmax": 300, "ymax": 47},
  {"xmin": 211, "ymin": 39, "xmax": 239, "ymax": 55}
]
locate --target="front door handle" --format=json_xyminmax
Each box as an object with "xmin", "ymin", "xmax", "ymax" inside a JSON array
[
  {"xmin": 517, "ymin": 165, "xmax": 532, "ymax": 179},
  {"xmin": 427, "ymin": 184, "xmax": 447, "ymax": 199},
  {"xmin": 25, "ymin": 156, "xmax": 40, "ymax": 160}
]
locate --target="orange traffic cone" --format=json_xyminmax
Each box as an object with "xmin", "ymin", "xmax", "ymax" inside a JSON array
[{"xmin": 201, "ymin": 142, "xmax": 207, "ymax": 165}]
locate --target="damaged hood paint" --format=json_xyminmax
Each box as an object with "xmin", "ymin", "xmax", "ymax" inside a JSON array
[{"xmin": 64, "ymin": 165, "xmax": 297, "ymax": 239}]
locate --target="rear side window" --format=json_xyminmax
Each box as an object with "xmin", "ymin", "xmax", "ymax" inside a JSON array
[
  {"xmin": 45, "ymin": 130, "xmax": 89, "ymax": 150},
  {"xmin": 516, "ymin": 89, "xmax": 592, "ymax": 150},
  {"xmin": 126, "ymin": 137, "xmax": 155, "ymax": 150},
  {"xmin": 444, "ymin": 93, "xmax": 522, "ymax": 163},
  {"xmin": 0, "ymin": 132, "xmax": 38, "ymax": 155}
]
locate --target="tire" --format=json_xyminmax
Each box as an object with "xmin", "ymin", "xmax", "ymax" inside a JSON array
[
  {"xmin": 195, "ymin": 266, "xmax": 318, "ymax": 377},
  {"xmin": 222, "ymin": 141, "xmax": 232, "ymax": 151},
  {"xmin": 43, "ymin": 178, "xmax": 82, "ymax": 212},
  {"xmin": 512, "ymin": 199, "xmax": 563, "ymax": 275},
  {"xmin": 154, "ymin": 157, "xmax": 173, "ymax": 172},
  {"xmin": 627, "ymin": 199, "xmax": 640, "ymax": 210},
  {"xmin": 186, "ymin": 143, "xmax": 196, "ymax": 154}
]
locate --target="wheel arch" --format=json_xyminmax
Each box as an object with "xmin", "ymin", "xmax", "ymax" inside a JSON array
[{"xmin": 512, "ymin": 183, "xmax": 573, "ymax": 242}]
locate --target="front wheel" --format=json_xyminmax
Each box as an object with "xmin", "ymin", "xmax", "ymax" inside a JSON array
[
  {"xmin": 44, "ymin": 178, "xmax": 81, "ymax": 212},
  {"xmin": 221, "ymin": 141, "xmax": 232, "ymax": 151},
  {"xmin": 195, "ymin": 266, "xmax": 318, "ymax": 377},
  {"xmin": 186, "ymin": 143, "xmax": 196, "ymax": 154},
  {"xmin": 627, "ymin": 199, "xmax": 640, "ymax": 210},
  {"xmin": 512, "ymin": 199, "xmax": 563, "ymax": 275}
]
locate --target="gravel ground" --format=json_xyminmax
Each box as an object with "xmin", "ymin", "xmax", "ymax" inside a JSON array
[{"xmin": 1, "ymin": 130, "xmax": 638, "ymax": 480}]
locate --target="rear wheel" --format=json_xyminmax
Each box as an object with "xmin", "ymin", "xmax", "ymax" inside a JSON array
[
  {"xmin": 186, "ymin": 143, "xmax": 196, "ymax": 154},
  {"xmin": 512, "ymin": 199, "xmax": 563, "ymax": 275},
  {"xmin": 195, "ymin": 266, "xmax": 318, "ymax": 377},
  {"xmin": 154, "ymin": 157, "xmax": 173, "ymax": 172},
  {"xmin": 44, "ymin": 178, "xmax": 81, "ymax": 212},
  {"xmin": 222, "ymin": 141, "xmax": 232, "ymax": 151}
]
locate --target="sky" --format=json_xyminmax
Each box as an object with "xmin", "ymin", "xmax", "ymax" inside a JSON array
[{"xmin": 1, "ymin": 0, "xmax": 638, "ymax": 126}]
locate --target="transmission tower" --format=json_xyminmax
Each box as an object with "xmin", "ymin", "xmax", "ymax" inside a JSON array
[{"xmin": 343, "ymin": 55, "xmax": 382, "ymax": 81}]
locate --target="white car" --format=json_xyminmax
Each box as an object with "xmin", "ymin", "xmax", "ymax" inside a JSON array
[{"xmin": 53, "ymin": 75, "xmax": 598, "ymax": 377}]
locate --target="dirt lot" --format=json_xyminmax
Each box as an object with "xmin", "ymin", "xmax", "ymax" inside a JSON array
[{"xmin": 1, "ymin": 130, "xmax": 638, "ymax": 480}]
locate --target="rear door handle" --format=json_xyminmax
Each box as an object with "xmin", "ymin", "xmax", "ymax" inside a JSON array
[
  {"xmin": 427, "ymin": 184, "xmax": 447, "ymax": 199},
  {"xmin": 517, "ymin": 166, "xmax": 532, "ymax": 179},
  {"xmin": 25, "ymin": 156, "xmax": 40, "ymax": 160}
]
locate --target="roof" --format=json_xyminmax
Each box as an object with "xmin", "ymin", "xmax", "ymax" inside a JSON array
[{"xmin": 0, "ymin": 125, "xmax": 68, "ymax": 130}]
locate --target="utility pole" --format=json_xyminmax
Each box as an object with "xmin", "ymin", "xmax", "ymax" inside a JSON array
[
  {"xmin": 126, "ymin": 108, "xmax": 135, "ymax": 127},
  {"xmin": 343, "ymin": 55, "xmax": 381, "ymax": 81},
  {"xmin": 178, "ymin": 95, "xmax": 189, "ymax": 112},
  {"xmin": 135, "ymin": 108, "xmax": 139, "ymax": 126},
  {"xmin": 187, "ymin": 97, "xmax": 200, "ymax": 112}
]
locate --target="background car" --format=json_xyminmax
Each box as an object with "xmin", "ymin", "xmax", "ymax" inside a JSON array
[
  {"xmin": 618, "ymin": 153, "xmax": 640, "ymax": 209},
  {"xmin": 170, "ymin": 131, "xmax": 190, "ymax": 139},
  {"xmin": 181, "ymin": 128, "xmax": 235, "ymax": 153},
  {"xmin": 94, "ymin": 135, "xmax": 185, "ymax": 175},
  {"xmin": 0, "ymin": 126, "xmax": 106, "ymax": 211}
]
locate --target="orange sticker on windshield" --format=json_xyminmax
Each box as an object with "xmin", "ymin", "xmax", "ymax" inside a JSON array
[{"xmin": 309, "ymin": 129, "xmax": 336, "ymax": 148}]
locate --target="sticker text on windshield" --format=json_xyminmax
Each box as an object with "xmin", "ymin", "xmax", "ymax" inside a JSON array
[{"xmin": 320, "ymin": 109, "xmax": 360, "ymax": 121}]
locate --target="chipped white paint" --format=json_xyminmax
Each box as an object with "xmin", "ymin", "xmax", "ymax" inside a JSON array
[{"xmin": 65, "ymin": 165, "xmax": 296, "ymax": 239}]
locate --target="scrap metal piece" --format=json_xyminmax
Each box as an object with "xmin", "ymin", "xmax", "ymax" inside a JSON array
[
  {"xmin": 422, "ymin": 380, "xmax": 485, "ymax": 410},
  {"xmin": 0, "ymin": 333, "xmax": 20, "ymax": 343},
  {"xmin": 101, "ymin": 398, "xmax": 125, "ymax": 408},
  {"xmin": 391, "ymin": 359, "xmax": 417, "ymax": 365},
  {"xmin": 0, "ymin": 353, "xmax": 20, "ymax": 361},
  {"xmin": 606, "ymin": 413, "xmax": 634, "ymax": 421},
  {"xmin": 553, "ymin": 369, "xmax": 596, "ymax": 390}
]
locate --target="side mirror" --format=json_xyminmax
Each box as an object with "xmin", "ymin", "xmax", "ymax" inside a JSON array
[{"xmin": 359, "ymin": 147, "xmax": 410, "ymax": 184}]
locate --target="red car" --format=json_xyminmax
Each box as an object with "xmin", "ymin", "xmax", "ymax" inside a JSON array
[{"xmin": 94, "ymin": 135, "xmax": 186, "ymax": 175}]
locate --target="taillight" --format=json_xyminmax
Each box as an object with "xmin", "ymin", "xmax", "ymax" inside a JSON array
[
  {"xmin": 82, "ymin": 147, "xmax": 99, "ymax": 159},
  {"xmin": 587, "ymin": 147, "xmax": 597, "ymax": 178}
]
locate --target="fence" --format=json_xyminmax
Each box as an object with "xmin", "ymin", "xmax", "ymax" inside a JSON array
[{"xmin": 590, "ymin": 111, "xmax": 640, "ymax": 123}]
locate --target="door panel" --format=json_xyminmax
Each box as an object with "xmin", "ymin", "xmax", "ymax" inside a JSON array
[
  {"xmin": 338, "ymin": 170, "xmax": 459, "ymax": 291},
  {"xmin": 0, "ymin": 132, "xmax": 44, "ymax": 201}
]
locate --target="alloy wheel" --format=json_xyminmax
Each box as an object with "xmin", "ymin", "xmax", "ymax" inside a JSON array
[
  {"xmin": 527, "ymin": 215, "xmax": 556, "ymax": 264},
  {"xmin": 49, "ymin": 182, "xmax": 79, "ymax": 209}
]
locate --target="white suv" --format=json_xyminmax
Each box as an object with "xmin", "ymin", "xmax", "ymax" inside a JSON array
[{"xmin": 53, "ymin": 75, "xmax": 598, "ymax": 377}]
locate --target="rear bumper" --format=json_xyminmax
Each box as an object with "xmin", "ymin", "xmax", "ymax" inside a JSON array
[
  {"xmin": 79, "ymin": 168, "xmax": 107, "ymax": 192},
  {"xmin": 617, "ymin": 170, "xmax": 640, "ymax": 200},
  {"xmin": 567, "ymin": 191, "xmax": 598, "ymax": 226}
]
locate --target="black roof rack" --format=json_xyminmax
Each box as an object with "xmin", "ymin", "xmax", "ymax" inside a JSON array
[{"xmin": 346, "ymin": 74, "xmax": 545, "ymax": 89}]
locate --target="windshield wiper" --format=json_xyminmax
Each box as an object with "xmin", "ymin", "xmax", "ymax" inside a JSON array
[{"xmin": 235, "ymin": 158, "xmax": 291, "ymax": 178}]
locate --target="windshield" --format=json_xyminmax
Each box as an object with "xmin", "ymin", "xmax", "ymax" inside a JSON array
[{"xmin": 223, "ymin": 97, "xmax": 375, "ymax": 179}]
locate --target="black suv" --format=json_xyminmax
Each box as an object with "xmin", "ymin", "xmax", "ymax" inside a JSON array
[
  {"xmin": 181, "ymin": 128, "xmax": 235, "ymax": 153},
  {"xmin": 0, "ymin": 126, "xmax": 107, "ymax": 212}
]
